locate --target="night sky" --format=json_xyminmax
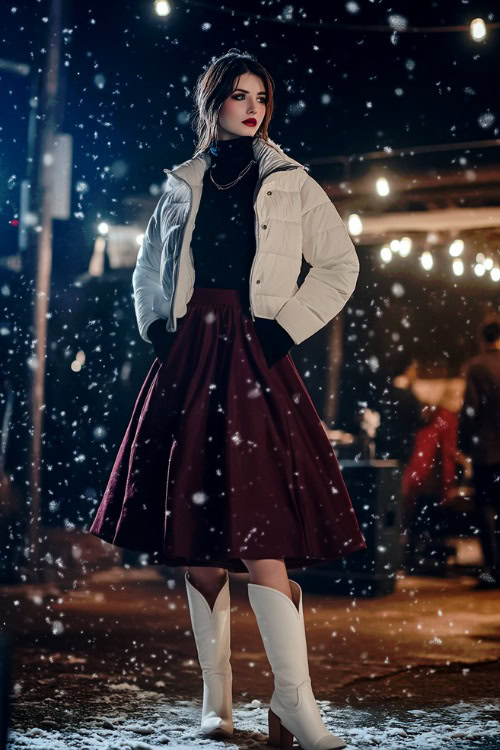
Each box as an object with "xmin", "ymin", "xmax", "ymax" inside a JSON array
[{"xmin": 1, "ymin": 0, "xmax": 498, "ymax": 242}]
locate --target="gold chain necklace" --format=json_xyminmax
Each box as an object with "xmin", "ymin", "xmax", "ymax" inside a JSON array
[{"xmin": 209, "ymin": 159, "xmax": 257, "ymax": 190}]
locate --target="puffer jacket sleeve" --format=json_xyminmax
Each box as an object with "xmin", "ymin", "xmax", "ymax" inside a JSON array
[
  {"xmin": 132, "ymin": 191, "xmax": 168, "ymax": 344},
  {"xmin": 274, "ymin": 173, "xmax": 360, "ymax": 346}
]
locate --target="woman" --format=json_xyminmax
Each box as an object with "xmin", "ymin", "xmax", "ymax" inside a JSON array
[{"xmin": 89, "ymin": 49, "xmax": 366, "ymax": 748}]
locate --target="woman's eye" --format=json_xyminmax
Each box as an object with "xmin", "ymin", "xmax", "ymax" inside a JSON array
[{"xmin": 233, "ymin": 95, "xmax": 267, "ymax": 103}]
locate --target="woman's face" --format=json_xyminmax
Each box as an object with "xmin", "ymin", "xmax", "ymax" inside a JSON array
[{"xmin": 217, "ymin": 72, "xmax": 268, "ymax": 141}]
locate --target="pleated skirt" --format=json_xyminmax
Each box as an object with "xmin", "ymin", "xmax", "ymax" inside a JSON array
[{"xmin": 89, "ymin": 287, "xmax": 367, "ymax": 572}]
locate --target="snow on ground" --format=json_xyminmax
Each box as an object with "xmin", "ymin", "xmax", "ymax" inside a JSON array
[{"xmin": 7, "ymin": 688, "xmax": 500, "ymax": 750}]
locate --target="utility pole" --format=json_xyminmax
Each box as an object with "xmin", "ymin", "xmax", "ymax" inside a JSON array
[{"xmin": 25, "ymin": 0, "xmax": 64, "ymax": 583}]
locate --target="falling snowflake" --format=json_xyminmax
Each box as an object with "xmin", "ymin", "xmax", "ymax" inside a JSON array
[
  {"xmin": 191, "ymin": 492, "xmax": 208, "ymax": 506},
  {"xmin": 478, "ymin": 112, "xmax": 495, "ymax": 129}
]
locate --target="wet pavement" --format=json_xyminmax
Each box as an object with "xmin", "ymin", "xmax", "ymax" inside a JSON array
[{"xmin": 1, "ymin": 564, "xmax": 499, "ymax": 748}]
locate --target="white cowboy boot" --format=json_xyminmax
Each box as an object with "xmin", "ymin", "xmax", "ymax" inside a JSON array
[
  {"xmin": 184, "ymin": 570, "xmax": 233, "ymax": 736},
  {"xmin": 248, "ymin": 579, "xmax": 346, "ymax": 750}
]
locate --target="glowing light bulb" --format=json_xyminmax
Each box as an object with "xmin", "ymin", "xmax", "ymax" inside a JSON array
[
  {"xmin": 376, "ymin": 177, "xmax": 390, "ymax": 196},
  {"xmin": 420, "ymin": 251, "xmax": 433, "ymax": 270},
  {"xmin": 470, "ymin": 18, "xmax": 486, "ymax": 41},
  {"xmin": 155, "ymin": 0, "xmax": 171, "ymax": 17},
  {"xmin": 348, "ymin": 213, "xmax": 363, "ymax": 236},
  {"xmin": 380, "ymin": 246, "xmax": 392, "ymax": 263},
  {"xmin": 449, "ymin": 239, "xmax": 464, "ymax": 257},
  {"xmin": 399, "ymin": 237, "xmax": 412, "ymax": 257}
]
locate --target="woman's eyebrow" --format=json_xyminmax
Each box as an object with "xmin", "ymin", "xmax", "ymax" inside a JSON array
[{"xmin": 233, "ymin": 88, "xmax": 267, "ymax": 95}]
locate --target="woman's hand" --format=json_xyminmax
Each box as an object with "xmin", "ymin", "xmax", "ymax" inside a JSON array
[
  {"xmin": 253, "ymin": 317, "xmax": 295, "ymax": 369},
  {"xmin": 147, "ymin": 318, "xmax": 176, "ymax": 363}
]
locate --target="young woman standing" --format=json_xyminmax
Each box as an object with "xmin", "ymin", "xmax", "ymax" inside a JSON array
[{"xmin": 90, "ymin": 49, "xmax": 366, "ymax": 748}]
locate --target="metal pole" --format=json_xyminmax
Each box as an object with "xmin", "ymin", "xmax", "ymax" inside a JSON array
[
  {"xmin": 325, "ymin": 311, "xmax": 345, "ymax": 428},
  {"xmin": 26, "ymin": 0, "xmax": 64, "ymax": 583}
]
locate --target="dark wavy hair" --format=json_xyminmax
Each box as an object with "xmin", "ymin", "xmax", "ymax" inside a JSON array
[
  {"xmin": 190, "ymin": 49, "xmax": 275, "ymax": 158},
  {"xmin": 481, "ymin": 320, "xmax": 500, "ymax": 343},
  {"xmin": 391, "ymin": 351, "xmax": 419, "ymax": 379}
]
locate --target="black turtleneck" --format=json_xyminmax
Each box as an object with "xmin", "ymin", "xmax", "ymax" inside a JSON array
[
  {"xmin": 147, "ymin": 134, "xmax": 295, "ymax": 368},
  {"xmin": 191, "ymin": 134, "xmax": 258, "ymax": 307}
]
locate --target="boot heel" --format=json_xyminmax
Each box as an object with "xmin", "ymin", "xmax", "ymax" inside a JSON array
[{"xmin": 268, "ymin": 707, "xmax": 294, "ymax": 749}]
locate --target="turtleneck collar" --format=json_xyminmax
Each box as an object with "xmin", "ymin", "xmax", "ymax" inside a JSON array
[{"xmin": 209, "ymin": 135, "xmax": 256, "ymax": 161}]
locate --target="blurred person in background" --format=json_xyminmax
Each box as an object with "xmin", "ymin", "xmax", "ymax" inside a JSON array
[
  {"xmin": 376, "ymin": 352, "xmax": 434, "ymax": 464},
  {"xmin": 458, "ymin": 320, "xmax": 500, "ymax": 589},
  {"xmin": 401, "ymin": 382, "xmax": 468, "ymax": 572}
]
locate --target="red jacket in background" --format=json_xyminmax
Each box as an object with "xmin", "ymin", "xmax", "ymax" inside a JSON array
[{"xmin": 402, "ymin": 406, "xmax": 458, "ymax": 507}]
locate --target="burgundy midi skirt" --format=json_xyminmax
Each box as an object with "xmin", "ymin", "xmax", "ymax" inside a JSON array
[{"xmin": 89, "ymin": 287, "xmax": 367, "ymax": 573}]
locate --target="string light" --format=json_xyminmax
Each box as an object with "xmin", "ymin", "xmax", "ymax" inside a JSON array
[
  {"xmin": 399, "ymin": 237, "xmax": 412, "ymax": 257},
  {"xmin": 449, "ymin": 239, "xmax": 464, "ymax": 257},
  {"xmin": 420, "ymin": 252, "xmax": 433, "ymax": 271},
  {"xmin": 177, "ymin": 2, "xmax": 495, "ymax": 36},
  {"xmin": 348, "ymin": 213, "xmax": 363, "ymax": 236},
  {"xmin": 377, "ymin": 238, "xmax": 497, "ymax": 286},
  {"xmin": 380, "ymin": 247, "xmax": 392, "ymax": 263},
  {"xmin": 470, "ymin": 18, "xmax": 487, "ymax": 41},
  {"xmin": 376, "ymin": 177, "xmax": 390, "ymax": 197},
  {"xmin": 154, "ymin": 0, "xmax": 171, "ymax": 16}
]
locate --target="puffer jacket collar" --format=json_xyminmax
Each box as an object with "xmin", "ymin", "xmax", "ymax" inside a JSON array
[{"xmin": 162, "ymin": 135, "xmax": 309, "ymax": 188}]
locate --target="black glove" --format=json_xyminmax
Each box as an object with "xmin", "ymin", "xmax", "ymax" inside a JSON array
[
  {"xmin": 253, "ymin": 317, "xmax": 295, "ymax": 369},
  {"xmin": 147, "ymin": 318, "xmax": 176, "ymax": 363}
]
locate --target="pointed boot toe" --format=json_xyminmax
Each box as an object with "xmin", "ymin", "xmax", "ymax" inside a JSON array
[
  {"xmin": 200, "ymin": 713, "xmax": 234, "ymax": 736},
  {"xmin": 313, "ymin": 732, "xmax": 347, "ymax": 750},
  {"xmin": 248, "ymin": 580, "xmax": 347, "ymax": 750},
  {"xmin": 185, "ymin": 571, "xmax": 234, "ymax": 736}
]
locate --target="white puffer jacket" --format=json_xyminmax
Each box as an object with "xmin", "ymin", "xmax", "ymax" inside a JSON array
[{"xmin": 132, "ymin": 136, "xmax": 359, "ymax": 347}]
